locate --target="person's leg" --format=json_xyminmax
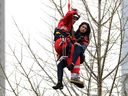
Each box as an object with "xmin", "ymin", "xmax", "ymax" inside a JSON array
[
  {"xmin": 72, "ymin": 45, "xmax": 82, "ymax": 64},
  {"xmin": 66, "ymin": 46, "xmax": 84, "ymax": 88},
  {"xmin": 70, "ymin": 57, "xmax": 84, "ymax": 88},
  {"xmin": 67, "ymin": 45, "xmax": 83, "ymax": 70},
  {"xmin": 52, "ymin": 60, "xmax": 68, "ymax": 90},
  {"xmin": 80, "ymin": 52, "xmax": 85, "ymax": 64},
  {"xmin": 57, "ymin": 60, "xmax": 68, "ymax": 83},
  {"xmin": 79, "ymin": 42, "xmax": 86, "ymax": 64}
]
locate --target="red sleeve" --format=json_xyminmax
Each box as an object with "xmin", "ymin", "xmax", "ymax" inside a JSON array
[
  {"xmin": 62, "ymin": 10, "xmax": 77, "ymax": 25},
  {"xmin": 81, "ymin": 36, "xmax": 89, "ymax": 47}
]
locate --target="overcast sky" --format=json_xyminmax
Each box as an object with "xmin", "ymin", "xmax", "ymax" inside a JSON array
[{"xmin": 5, "ymin": 0, "xmax": 54, "ymax": 95}]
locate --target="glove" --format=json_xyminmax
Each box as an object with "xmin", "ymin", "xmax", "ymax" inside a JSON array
[
  {"xmin": 77, "ymin": 36, "xmax": 84, "ymax": 42},
  {"xmin": 72, "ymin": 8, "xmax": 77, "ymax": 11}
]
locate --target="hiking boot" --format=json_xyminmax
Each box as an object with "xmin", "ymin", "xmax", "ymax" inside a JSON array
[
  {"xmin": 70, "ymin": 77, "xmax": 84, "ymax": 88},
  {"xmin": 52, "ymin": 83, "xmax": 63, "ymax": 90},
  {"xmin": 67, "ymin": 63, "xmax": 74, "ymax": 70}
]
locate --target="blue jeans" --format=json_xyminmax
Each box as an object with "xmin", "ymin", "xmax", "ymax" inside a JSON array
[
  {"xmin": 72, "ymin": 43, "xmax": 86, "ymax": 64},
  {"xmin": 57, "ymin": 60, "xmax": 68, "ymax": 83}
]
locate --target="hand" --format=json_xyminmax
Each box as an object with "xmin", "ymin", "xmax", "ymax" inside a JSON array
[
  {"xmin": 74, "ymin": 42, "xmax": 81, "ymax": 46},
  {"xmin": 72, "ymin": 8, "xmax": 77, "ymax": 12}
]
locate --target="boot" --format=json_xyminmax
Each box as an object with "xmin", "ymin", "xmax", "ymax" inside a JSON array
[
  {"xmin": 67, "ymin": 63, "xmax": 74, "ymax": 70},
  {"xmin": 52, "ymin": 82, "xmax": 63, "ymax": 90},
  {"xmin": 70, "ymin": 77, "xmax": 84, "ymax": 88}
]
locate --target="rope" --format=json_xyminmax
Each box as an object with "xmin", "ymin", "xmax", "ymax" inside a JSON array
[
  {"xmin": 71, "ymin": 0, "xmax": 72, "ymax": 9},
  {"xmin": 68, "ymin": 0, "xmax": 72, "ymax": 11},
  {"xmin": 68, "ymin": 0, "xmax": 70, "ymax": 11}
]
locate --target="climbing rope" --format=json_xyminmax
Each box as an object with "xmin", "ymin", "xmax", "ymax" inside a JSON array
[{"xmin": 68, "ymin": 0, "xmax": 72, "ymax": 11}]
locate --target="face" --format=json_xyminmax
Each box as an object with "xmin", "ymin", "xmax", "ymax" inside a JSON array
[
  {"xmin": 80, "ymin": 24, "xmax": 87, "ymax": 34},
  {"xmin": 72, "ymin": 17, "xmax": 77, "ymax": 25}
]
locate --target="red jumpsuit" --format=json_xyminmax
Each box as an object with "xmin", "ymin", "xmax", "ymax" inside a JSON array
[{"xmin": 54, "ymin": 10, "xmax": 80, "ymax": 75}]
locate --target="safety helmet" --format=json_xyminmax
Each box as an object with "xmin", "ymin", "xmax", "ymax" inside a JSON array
[{"xmin": 73, "ymin": 14, "xmax": 80, "ymax": 20}]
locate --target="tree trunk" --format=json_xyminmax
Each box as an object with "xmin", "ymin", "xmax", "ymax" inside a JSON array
[{"xmin": 97, "ymin": 0, "xmax": 102, "ymax": 96}]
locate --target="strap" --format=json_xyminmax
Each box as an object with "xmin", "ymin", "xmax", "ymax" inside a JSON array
[
  {"xmin": 68, "ymin": 35, "xmax": 77, "ymax": 44},
  {"xmin": 65, "ymin": 38, "xmax": 72, "ymax": 58},
  {"xmin": 60, "ymin": 27, "xmax": 69, "ymax": 32}
]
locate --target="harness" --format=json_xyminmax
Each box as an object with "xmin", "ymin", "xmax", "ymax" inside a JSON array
[
  {"xmin": 54, "ymin": 27, "xmax": 73, "ymax": 61},
  {"xmin": 54, "ymin": 27, "xmax": 70, "ymax": 41}
]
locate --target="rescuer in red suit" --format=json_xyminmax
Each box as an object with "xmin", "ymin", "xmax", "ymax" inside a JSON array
[{"xmin": 52, "ymin": 9, "xmax": 84, "ymax": 90}]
